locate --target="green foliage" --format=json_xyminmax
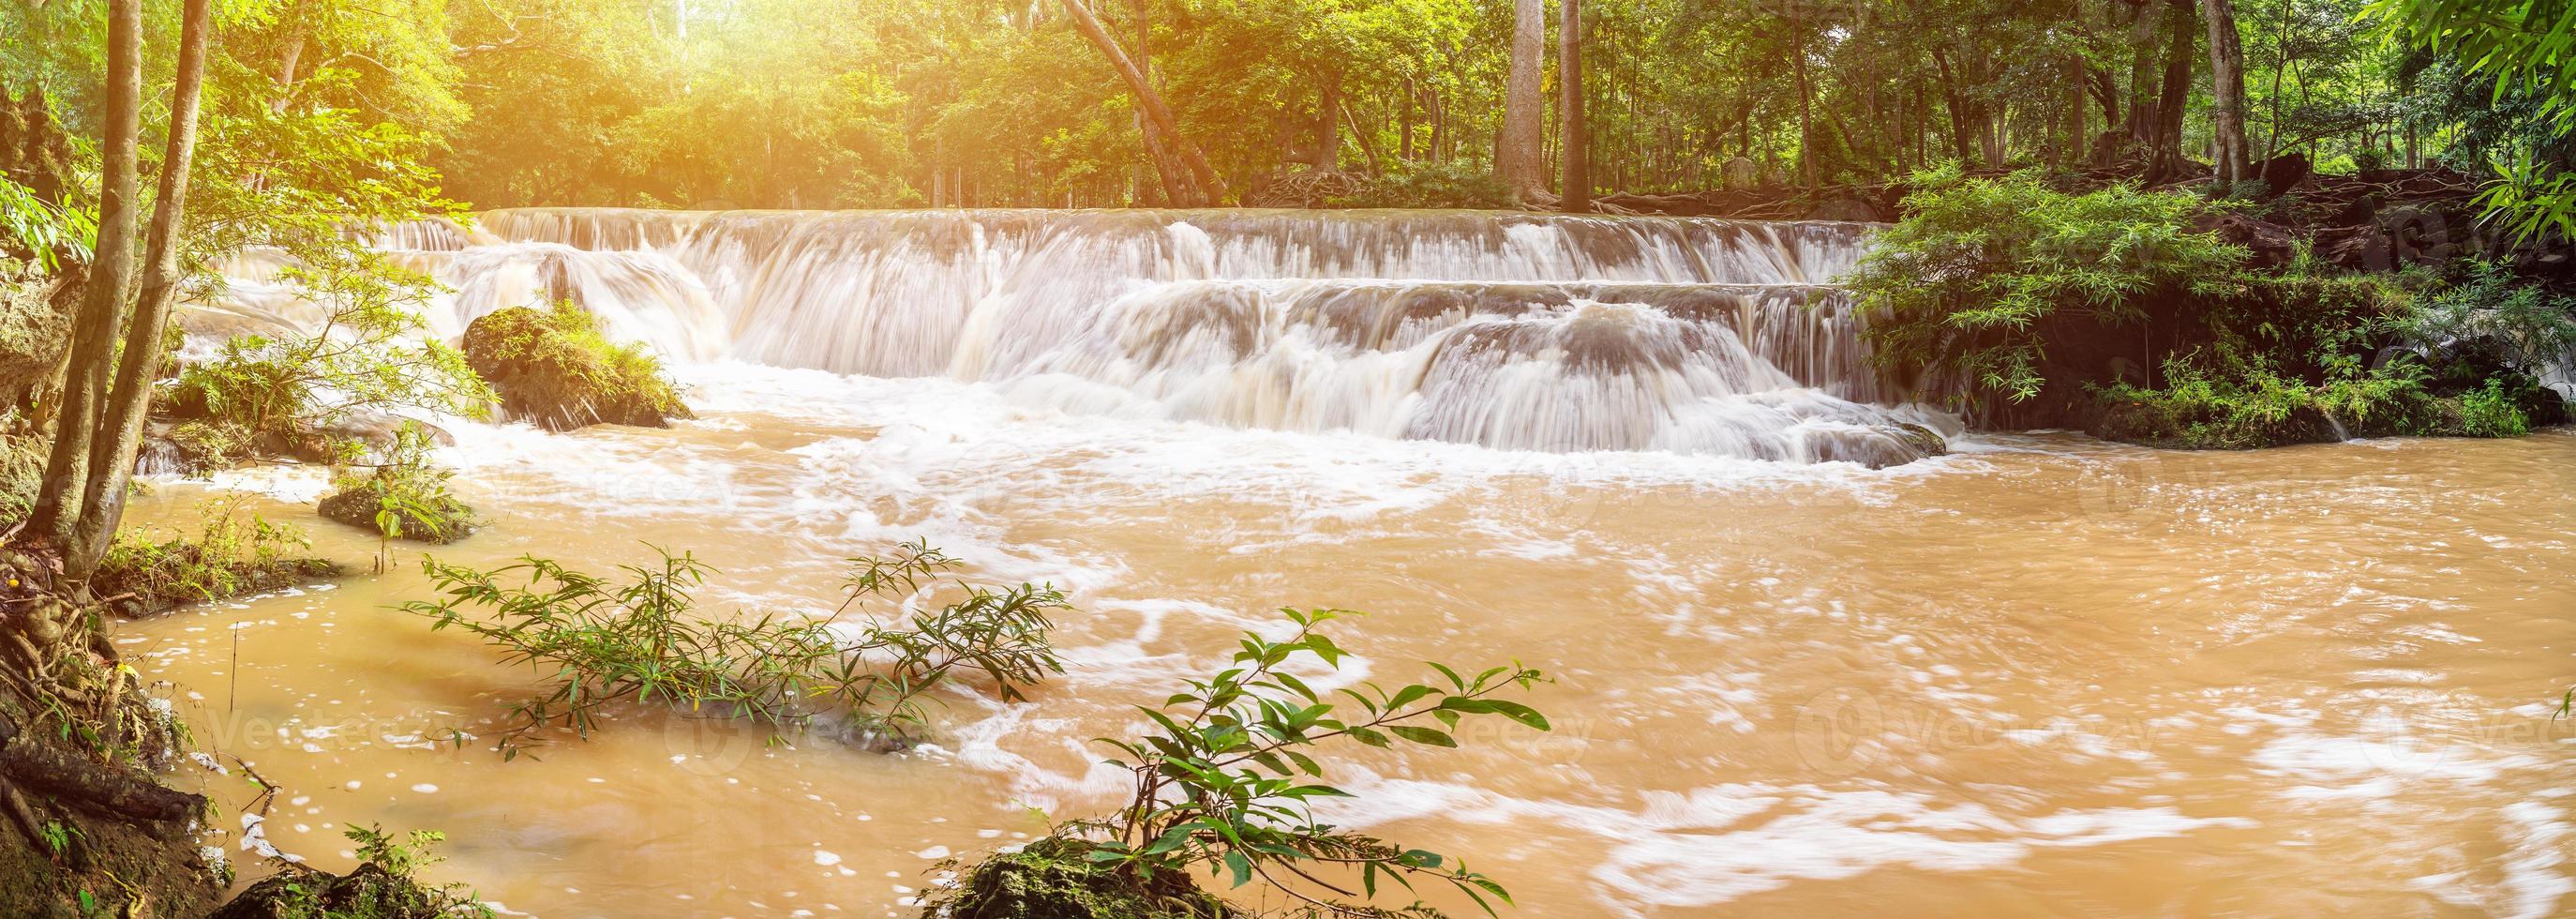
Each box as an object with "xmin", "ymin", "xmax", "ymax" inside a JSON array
[
  {"xmin": 927, "ymin": 836, "xmax": 1239, "ymax": 919},
  {"xmin": 1846, "ymin": 167, "xmax": 2248, "ymax": 406},
  {"xmin": 237, "ymin": 824, "xmax": 494, "ymax": 919},
  {"xmin": 2397, "ymin": 259, "xmax": 2576, "ymax": 380},
  {"xmin": 2094, "ymin": 348, "xmax": 2436, "ymax": 448},
  {"xmin": 319, "ymin": 421, "xmax": 474, "ymax": 581},
  {"xmin": 162, "ymin": 252, "xmax": 490, "ymax": 469},
  {"xmin": 460, "ymin": 303, "xmax": 688, "ymax": 430},
  {"xmin": 2460, "ymin": 377, "xmax": 2532, "ymax": 436},
  {"xmin": 91, "ymin": 496, "xmax": 340, "ymax": 612},
  {"xmin": 2368, "ymin": 0, "xmax": 2576, "ymax": 244},
  {"xmin": 400, "ymin": 540, "xmax": 1066, "ymax": 758},
  {"xmin": 989, "ymin": 609, "xmax": 1548, "ymax": 918},
  {"xmin": 0, "ymin": 176, "xmax": 91, "ymax": 271}
]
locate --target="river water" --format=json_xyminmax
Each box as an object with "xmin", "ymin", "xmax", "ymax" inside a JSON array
[{"xmin": 122, "ymin": 209, "xmax": 2576, "ymax": 917}]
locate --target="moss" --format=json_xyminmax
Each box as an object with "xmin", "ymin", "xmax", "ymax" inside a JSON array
[
  {"xmin": 316, "ymin": 475, "xmax": 475, "ymax": 544},
  {"xmin": 925, "ymin": 837, "xmax": 1244, "ymax": 919},
  {"xmin": 460, "ymin": 304, "xmax": 691, "ymax": 431}
]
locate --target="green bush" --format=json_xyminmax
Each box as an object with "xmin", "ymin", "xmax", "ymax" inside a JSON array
[
  {"xmin": 401, "ymin": 540, "xmax": 1064, "ymax": 758},
  {"xmin": 2396, "ymin": 259, "xmax": 2576, "ymax": 384},
  {"xmin": 935, "ymin": 609, "xmax": 1548, "ymax": 919},
  {"xmin": 318, "ymin": 422, "xmax": 474, "ymax": 547},
  {"xmin": 1845, "ymin": 165, "xmax": 2247, "ymax": 407},
  {"xmin": 2462, "ymin": 378, "xmax": 2533, "ymax": 437},
  {"xmin": 459, "ymin": 303, "xmax": 691, "ymax": 430},
  {"xmin": 91, "ymin": 497, "xmax": 341, "ymax": 612},
  {"xmin": 161, "ymin": 253, "xmax": 491, "ymax": 469},
  {"xmin": 207, "ymin": 824, "xmax": 492, "ymax": 919}
]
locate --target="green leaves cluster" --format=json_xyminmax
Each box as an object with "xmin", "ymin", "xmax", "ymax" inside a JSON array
[
  {"xmin": 401, "ymin": 539, "xmax": 1068, "ymax": 758},
  {"xmin": 162, "ymin": 252, "xmax": 491, "ymax": 469},
  {"xmin": 92, "ymin": 495, "xmax": 338, "ymax": 611},
  {"xmin": 1070, "ymin": 608, "xmax": 1548, "ymax": 917},
  {"xmin": 1846, "ymin": 166, "xmax": 2249, "ymax": 406}
]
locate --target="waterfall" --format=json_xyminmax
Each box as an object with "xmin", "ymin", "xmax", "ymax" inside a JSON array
[{"xmin": 209, "ymin": 207, "xmax": 1951, "ymax": 466}]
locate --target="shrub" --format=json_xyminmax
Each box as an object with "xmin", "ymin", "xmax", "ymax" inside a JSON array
[
  {"xmin": 161, "ymin": 252, "xmax": 492, "ymax": 468},
  {"xmin": 1844, "ymin": 165, "xmax": 2247, "ymax": 407},
  {"xmin": 2395, "ymin": 259, "xmax": 2576, "ymax": 384},
  {"xmin": 207, "ymin": 824, "xmax": 493, "ymax": 919},
  {"xmin": 400, "ymin": 540, "xmax": 1065, "ymax": 758},
  {"xmin": 459, "ymin": 303, "xmax": 690, "ymax": 431},
  {"xmin": 2462, "ymin": 378, "xmax": 2533, "ymax": 437},
  {"xmin": 91, "ymin": 497, "xmax": 341, "ymax": 613},
  {"xmin": 318, "ymin": 422, "xmax": 474, "ymax": 549},
  {"xmin": 933, "ymin": 609, "xmax": 1548, "ymax": 918}
]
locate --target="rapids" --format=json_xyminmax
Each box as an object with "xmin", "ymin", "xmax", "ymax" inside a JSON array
[{"xmin": 127, "ymin": 208, "xmax": 2576, "ymax": 918}]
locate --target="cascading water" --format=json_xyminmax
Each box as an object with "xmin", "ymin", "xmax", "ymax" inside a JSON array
[{"xmin": 210, "ymin": 207, "xmax": 1952, "ymax": 465}]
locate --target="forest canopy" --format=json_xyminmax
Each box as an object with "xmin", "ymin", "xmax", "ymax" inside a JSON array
[{"xmin": 0, "ymin": 0, "xmax": 2569, "ymax": 228}]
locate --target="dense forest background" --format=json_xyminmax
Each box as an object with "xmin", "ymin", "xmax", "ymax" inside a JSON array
[{"xmin": 2, "ymin": 0, "xmax": 2569, "ymax": 219}]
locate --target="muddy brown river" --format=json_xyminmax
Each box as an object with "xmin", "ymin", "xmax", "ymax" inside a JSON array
[{"xmin": 132, "ymin": 209, "xmax": 2576, "ymax": 916}]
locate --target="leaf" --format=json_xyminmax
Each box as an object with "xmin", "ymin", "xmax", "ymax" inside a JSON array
[{"xmin": 1388, "ymin": 726, "xmax": 1456, "ymax": 747}]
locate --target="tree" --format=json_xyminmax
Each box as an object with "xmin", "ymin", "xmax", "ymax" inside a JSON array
[
  {"xmin": 1495, "ymin": 0, "xmax": 1546, "ymax": 201},
  {"xmin": 77, "ymin": 0, "xmax": 214, "ymax": 574},
  {"xmin": 29, "ymin": 0, "xmax": 144, "ymax": 571},
  {"xmin": 1058, "ymin": 0, "xmax": 1229, "ymax": 205},
  {"xmin": 2203, "ymin": 0, "xmax": 2253, "ymax": 184},
  {"xmin": 1561, "ymin": 0, "xmax": 1588, "ymax": 210}
]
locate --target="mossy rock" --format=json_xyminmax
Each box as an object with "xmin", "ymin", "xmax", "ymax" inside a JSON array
[
  {"xmin": 207, "ymin": 864, "xmax": 464, "ymax": 919},
  {"xmin": 461, "ymin": 304, "xmax": 691, "ymax": 431},
  {"xmin": 927, "ymin": 837, "xmax": 1245, "ymax": 919},
  {"xmin": 317, "ymin": 476, "xmax": 476, "ymax": 544}
]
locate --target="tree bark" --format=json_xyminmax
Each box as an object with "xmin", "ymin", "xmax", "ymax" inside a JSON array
[
  {"xmin": 2151, "ymin": 0, "xmax": 2194, "ymax": 178},
  {"xmin": 2201, "ymin": 0, "xmax": 2251, "ymax": 185},
  {"xmin": 1930, "ymin": 47, "xmax": 1977, "ymax": 165},
  {"xmin": 1559, "ymin": 0, "xmax": 1588, "ymax": 212},
  {"xmin": 31, "ymin": 0, "xmax": 143, "ymax": 555},
  {"xmin": 69, "ymin": 0, "xmax": 213, "ymax": 579},
  {"xmin": 1495, "ymin": 0, "xmax": 1547, "ymax": 200},
  {"xmin": 2125, "ymin": 0, "xmax": 2162, "ymax": 144},
  {"xmin": 1790, "ymin": 13, "xmax": 1817, "ymax": 188},
  {"xmin": 1057, "ymin": 0, "xmax": 1227, "ymax": 205}
]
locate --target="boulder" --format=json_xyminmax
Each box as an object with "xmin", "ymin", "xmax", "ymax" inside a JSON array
[{"xmin": 461, "ymin": 305, "xmax": 692, "ymax": 431}]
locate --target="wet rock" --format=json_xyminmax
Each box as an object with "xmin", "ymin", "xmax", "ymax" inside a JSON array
[
  {"xmin": 316, "ymin": 475, "xmax": 476, "ymax": 544},
  {"xmin": 461, "ymin": 305, "xmax": 693, "ymax": 431},
  {"xmin": 207, "ymin": 864, "xmax": 463, "ymax": 919}
]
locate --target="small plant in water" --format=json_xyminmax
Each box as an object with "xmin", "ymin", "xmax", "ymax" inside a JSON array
[
  {"xmin": 932, "ymin": 609, "xmax": 1550, "ymax": 918},
  {"xmin": 401, "ymin": 539, "xmax": 1066, "ymax": 758}
]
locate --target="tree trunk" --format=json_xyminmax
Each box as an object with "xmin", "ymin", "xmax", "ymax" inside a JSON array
[
  {"xmin": 1930, "ymin": 47, "xmax": 1977, "ymax": 165},
  {"xmin": 72, "ymin": 0, "xmax": 213, "ymax": 579},
  {"xmin": 1495, "ymin": 0, "xmax": 1547, "ymax": 200},
  {"xmin": 2201, "ymin": 0, "xmax": 2251, "ymax": 185},
  {"xmin": 2151, "ymin": 0, "xmax": 2194, "ymax": 178},
  {"xmin": 1790, "ymin": 14, "xmax": 1817, "ymax": 188},
  {"xmin": 31, "ymin": 0, "xmax": 143, "ymax": 557},
  {"xmin": 1559, "ymin": 0, "xmax": 1588, "ymax": 212},
  {"xmin": 1058, "ymin": 0, "xmax": 1227, "ymax": 205},
  {"xmin": 2124, "ymin": 0, "xmax": 2162, "ymax": 145},
  {"xmin": 1311, "ymin": 75, "xmax": 1341, "ymax": 169}
]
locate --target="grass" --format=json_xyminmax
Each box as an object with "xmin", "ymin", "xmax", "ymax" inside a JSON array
[{"xmin": 90, "ymin": 497, "xmax": 341, "ymax": 613}]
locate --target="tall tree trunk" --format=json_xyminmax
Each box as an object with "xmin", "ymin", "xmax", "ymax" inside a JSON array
[
  {"xmin": 1559, "ymin": 0, "xmax": 1588, "ymax": 212},
  {"xmin": 31, "ymin": 0, "xmax": 143, "ymax": 556},
  {"xmin": 72, "ymin": 0, "xmax": 212, "ymax": 578},
  {"xmin": 1495, "ymin": 0, "xmax": 1547, "ymax": 200},
  {"xmin": 1311, "ymin": 75, "xmax": 1341, "ymax": 169},
  {"xmin": 2125, "ymin": 0, "xmax": 2162, "ymax": 144},
  {"xmin": 1790, "ymin": 13, "xmax": 1817, "ymax": 188},
  {"xmin": 2151, "ymin": 0, "xmax": 2194, "ymax": 179},
  {"xmin": 1930, "ymin": 47, "xmax": 1977, "ymax": 164},
  {"xmin": 1058, "ymin": 0, "xmax": 1227, "ymax": 204},
  {"xmin": 2201, "ymin": 0, "xmax": 2251, "ymax": 185}
]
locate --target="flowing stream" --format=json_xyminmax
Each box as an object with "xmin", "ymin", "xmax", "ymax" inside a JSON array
[{"xmin": 127, "ymin": 208, "xmax": 2576, "ymax": 917}]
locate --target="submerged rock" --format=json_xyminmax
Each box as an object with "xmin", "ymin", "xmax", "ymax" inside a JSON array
[
  {"xmin": 207, "ymin": 864, "xmax": 470, "ymax": 919},
  {"xmin": 316, "ymin": 475, "xmax": 477, "ymax": 543},
  {"xmin": 462, "ymin": 304, "xmax": 692, "ymax": 431}
]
